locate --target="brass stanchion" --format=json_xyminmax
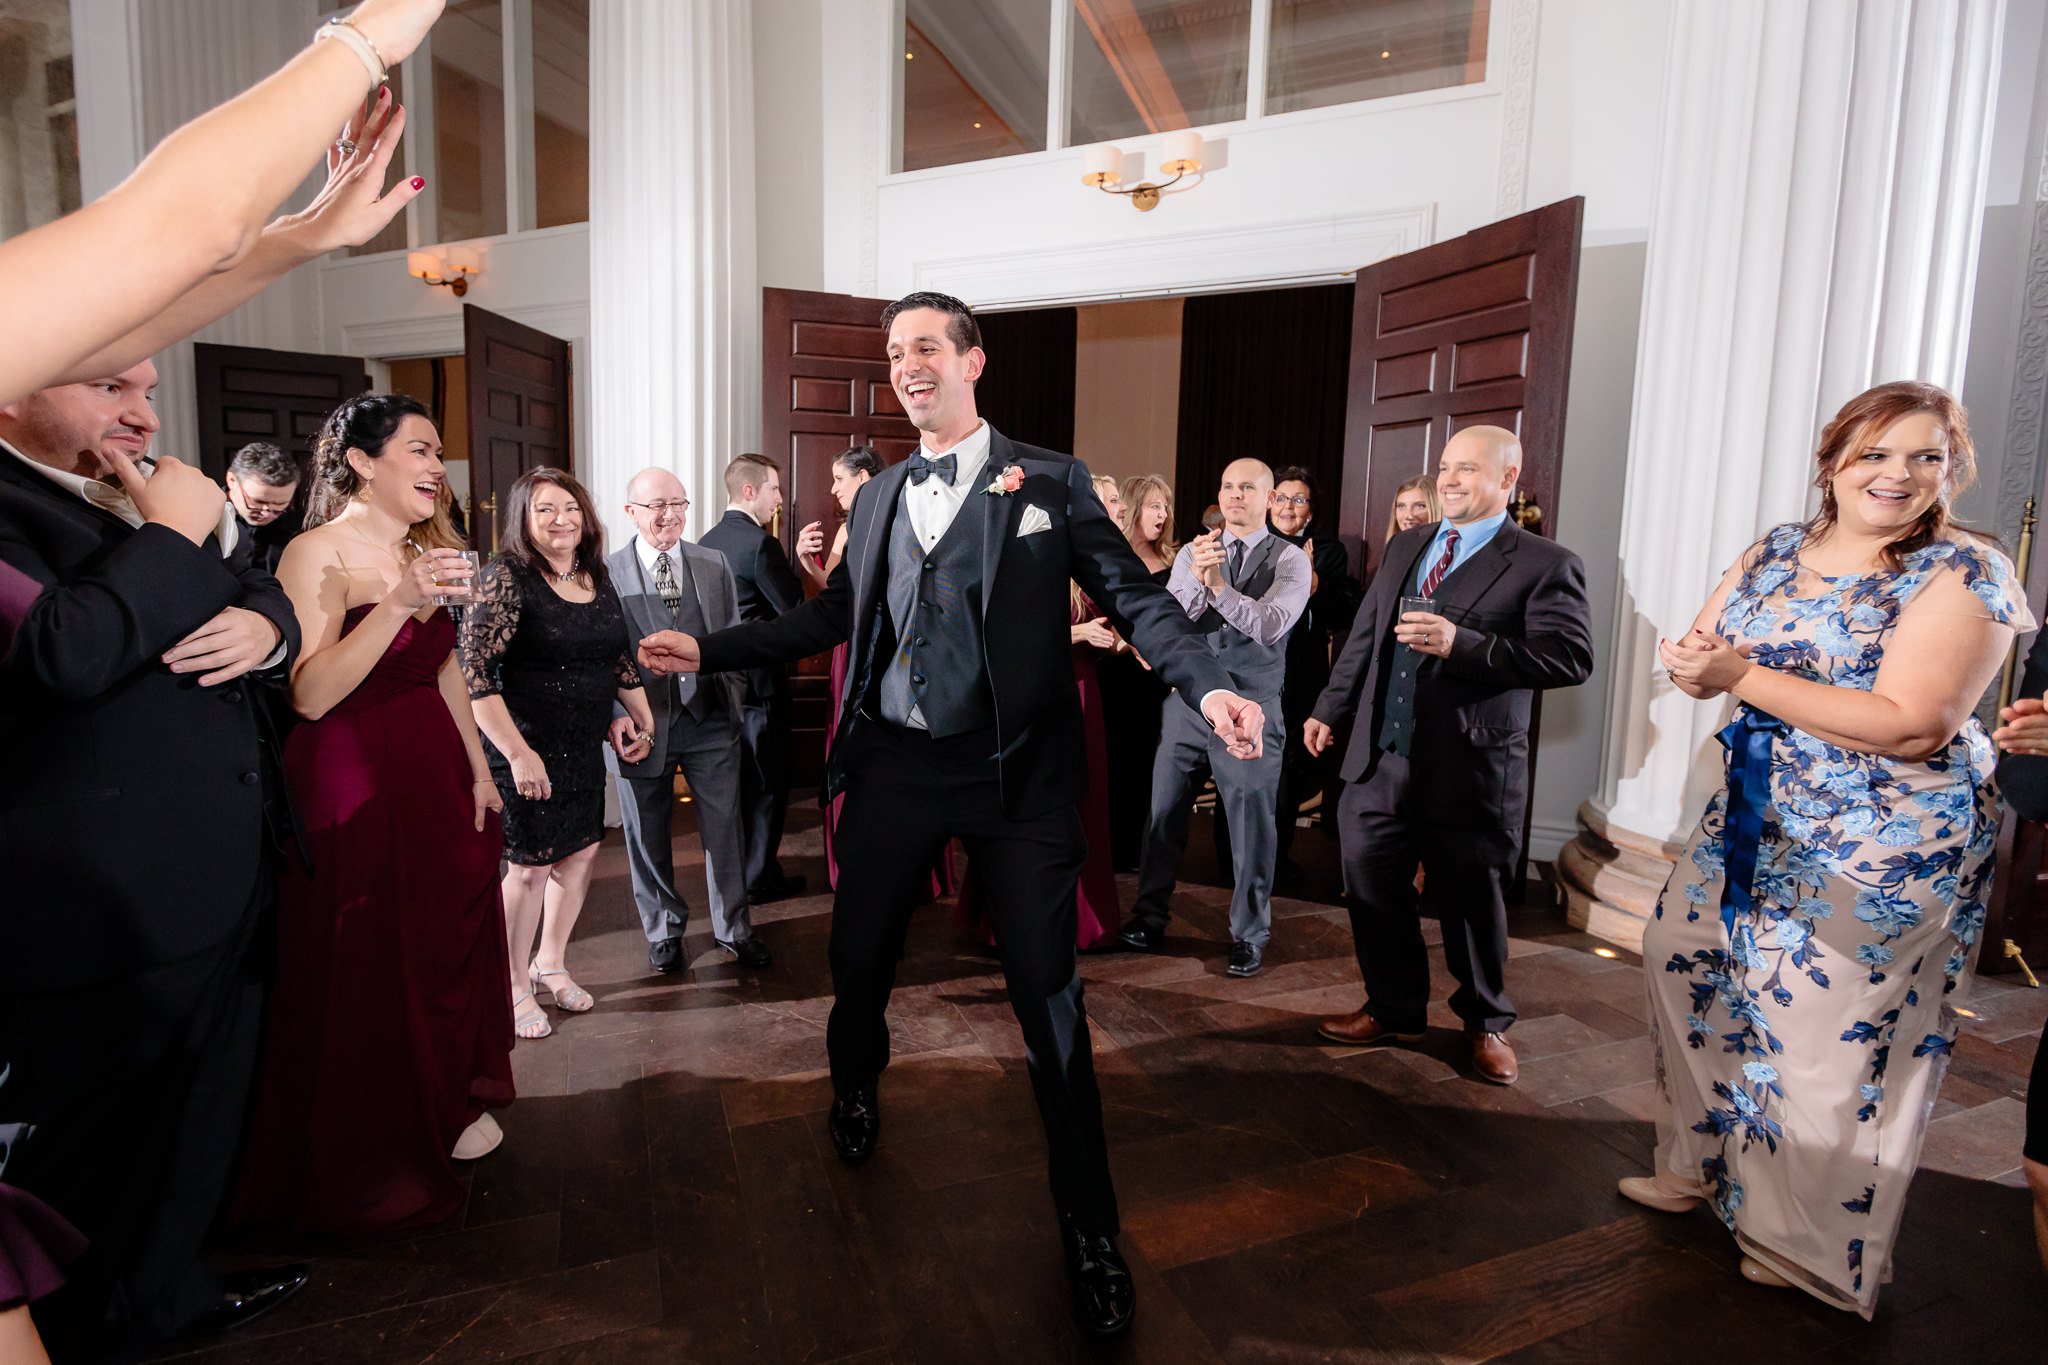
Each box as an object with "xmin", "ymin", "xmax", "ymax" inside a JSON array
[{"xmin": 1997, "ymin": 495, "xmax": 2036, "ymax": 713}]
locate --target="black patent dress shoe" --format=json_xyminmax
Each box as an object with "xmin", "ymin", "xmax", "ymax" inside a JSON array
[
  {"xmin": 828, "ymin": 1087, "xmax": 879, "ymax": 1163},
  {"xmin": 176, "ymin": 1264, "xmax": 311, "ymax": 1337},
  {"xmin": 749, "ymin": 874, "xmax": 808, "ymax": 904},
  {"xmin": 1226, "ymin": 940, "xmax": 1264, "ymax": 977},
  {"xmin": 1061, "ymin": 1219, "xmax": 1135, "ymax": 1336},
  {"xmin": 1116, "ymin": 921, "xmax": 1165, "ymax": 952},
  {"xmin": 648, "ymin": 936, "xmax": 683, "ymax": 973},
  {"xmin": 717, "ymin": 937, "xmax": 773, "ymax": 968}
]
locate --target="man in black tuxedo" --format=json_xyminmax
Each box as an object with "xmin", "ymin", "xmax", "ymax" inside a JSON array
[
  {"xmin": 638, "ymin": 292, "xmax": 1266, "ymax": 1336},
  {"xmin": 698, "ymin": 453, "xmax": 807, "ymax": 903},
  {"xmin": 1306, "ymin": 425, "xmax": 1592, "ymax": 1086},
  {"xmin": 0, "ymin": 361, "xmax": 308, "ymax": 1361}
]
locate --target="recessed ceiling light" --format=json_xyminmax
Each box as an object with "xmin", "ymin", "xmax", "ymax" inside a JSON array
[
  {"xmin": 1381, "ymin": 49, "xmax": 1391, "ymax": 58},
  {"xmin": 973, "ymin": 121, "xmax": 981, "ymax": 128},
  {"xmin": 905, "ymin": 51, "xmax": 914, "ymax": 59},
  {"xmin": 1593, "ymin": 947, "xmax": 1618, "ymax": 959}
]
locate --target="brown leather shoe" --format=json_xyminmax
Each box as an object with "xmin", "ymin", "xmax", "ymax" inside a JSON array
[
  {"xmin": 1468, "ymin": 1029, "xmax": 1518, "ymax": 1085},
  {"xmin": 1317, "ymin": 1006, "xmax": 1424, "ymax": 1047}
]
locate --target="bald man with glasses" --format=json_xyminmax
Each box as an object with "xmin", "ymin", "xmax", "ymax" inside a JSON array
[{"xmin": 607, "ymin": 467, "xmax": 767, "ymax": 972}]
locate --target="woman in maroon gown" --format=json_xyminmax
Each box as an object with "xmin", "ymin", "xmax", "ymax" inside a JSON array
[{"xmin": 233, "ymin": 394, "xmax": 514, "ymax": 1235}]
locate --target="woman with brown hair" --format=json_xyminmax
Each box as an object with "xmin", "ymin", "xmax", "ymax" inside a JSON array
[
  {"xmin": 1091, "ymin": 475, "xmax": 1179, "ymax": 870},
  {"xmin": 1627, "ymin": 381, "xmax": 2028, "ymax": 1314},
  {"xmin": 461, "ymin": 468, "xmax": 653, "ymax": 1036},
  {"xmin": 235, "ymin": 393, "xmax": 516, "ymax": 1234},
  {"xmin": 1384, "ymin": 474, "xmax": 1441, "ymax": 542}
]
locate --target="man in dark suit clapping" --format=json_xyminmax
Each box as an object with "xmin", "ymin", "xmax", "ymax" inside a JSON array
[
  {"xmin": 699, "ymin": 453, "xmax": 808, "ymax": 903},
  {"xmin": 1306, "ymin": 425, "xmax": 1593, "ymax": 1087},
  {"xmin": 0, "ymin": 361, "xmax": 307, "ymax": 1359},
  {"xmin": 637, "ymin": 292, "xmax": 1267, "ymax": 1335}
]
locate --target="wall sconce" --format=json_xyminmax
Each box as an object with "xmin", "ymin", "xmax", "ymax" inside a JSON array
[
  {"xmin": 407, "ymin": 245, "xmax": 483, "ymax": 297},
  {"xmin": 1081, "ymin": 129, "xmax": 1205, "ymax": 212}
]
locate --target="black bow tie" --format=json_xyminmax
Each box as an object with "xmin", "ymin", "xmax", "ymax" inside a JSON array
[{"xmin": 907, "ymin": 452, "xmax": 956, "ymax": 486}]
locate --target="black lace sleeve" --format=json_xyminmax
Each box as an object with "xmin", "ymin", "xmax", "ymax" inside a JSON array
[
  {"xmin": 609, "ymin": 580, "xmax": 642, "ymax": 689},
  {"xmin": 459, "ymin": 559, "xmax": 522, "ymax": 699}
]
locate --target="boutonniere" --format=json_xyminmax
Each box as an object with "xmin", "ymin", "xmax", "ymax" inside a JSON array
[{"xmin": 984, "ymin": 465, "xmax": 1025, "ymax": 496}]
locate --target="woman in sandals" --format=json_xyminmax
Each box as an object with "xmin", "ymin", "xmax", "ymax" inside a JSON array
[{"xmin": 462, "ymin": 468, "xmax": 653, "ymax": 1039}]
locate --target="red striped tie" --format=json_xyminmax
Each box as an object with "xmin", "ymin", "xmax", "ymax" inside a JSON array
[{"xmin": 1419, "ymin": 527, "xmax": 1460, "ymax": 597}]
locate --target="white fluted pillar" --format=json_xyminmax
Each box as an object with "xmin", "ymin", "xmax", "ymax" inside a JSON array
[
  {"xmin": 588, "ymin": 0, "xmax": 759, "ymax": 550},
  {"xmin": 1561, "ymin": 0, "xmax": 2007, "ymax": 949}
]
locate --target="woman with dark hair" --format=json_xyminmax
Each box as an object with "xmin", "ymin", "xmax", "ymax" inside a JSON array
[
  {"xmin": 460, "ymin": 468, "xmax": 653, "ymax": 1037},
  {"xmin": 797, "ymin": 445, "xmax": 883, "ymax": 591},
  {"xmin": 1628, "ymin": 381, "xmax": 2028, "ymax": 1314},
  {"xmin": 233, "ymin": 393, "xmax": 516, "ymax": 1235}
]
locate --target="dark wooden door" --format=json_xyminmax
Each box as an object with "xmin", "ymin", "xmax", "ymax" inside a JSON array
[
  {"xmin": 1337, "ymin": 196, "xmax": 1585, "ymax": 580},
  {"xmin": 762, "ymin": 287, "xmax": 925, "ymax": 784},
  {"xmin": 463, "ymin": 303, "xmax": 571, "ymax": 556},
  {"xmin": 1337, "ymin": 197, "xmax": 1585, "ymax": 891},
  {"xmin": 191, "ymin": 343, "xmax": 369, "ymax": 491},
  {"xmin": 1985, "ymin": 509, "xmax": 2048, "ymax": 976}
]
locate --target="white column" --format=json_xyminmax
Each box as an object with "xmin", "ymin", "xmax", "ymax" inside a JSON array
[
  {"xmin": 588, "ymin": 0, "xmax": 759, "ymax": 549},
  {"xmin": 1561, "ymin": 0, "xmax": 2008, "ymax": 950}
]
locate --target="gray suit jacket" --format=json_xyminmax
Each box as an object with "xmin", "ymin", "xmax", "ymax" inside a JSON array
[{"xmin": 608, "ymin": 536, "xmax": 745, "ymax": 777}]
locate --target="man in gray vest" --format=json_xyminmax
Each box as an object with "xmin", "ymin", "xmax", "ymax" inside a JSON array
[
  {"xmin": 1119, "ymin": 458, "xmax": 1309, "ymax": 977},
  {"xmin": 606, "ymin": 467, "xmax": 768, "ymax": 971}
]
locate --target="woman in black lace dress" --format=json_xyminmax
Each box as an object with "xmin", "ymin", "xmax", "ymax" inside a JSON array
[{"xmin": 461, "ymin": 468, "xmax": 653, "ymax": 1040}]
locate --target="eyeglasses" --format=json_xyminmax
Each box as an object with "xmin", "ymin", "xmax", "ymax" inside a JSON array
[
  {"xmin": 629, "ymin": 499, "xmax": 690, "ymax": 516},
  {"xmin": 1274, "ymin": 494, "xmax": 1311, "ymax": 508}
]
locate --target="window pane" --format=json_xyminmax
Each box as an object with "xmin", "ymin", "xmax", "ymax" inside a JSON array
[
  {"xmin": 899, "ymin": 0, "xmax": 1049, "ymax": 173},
  {"xmin": 531, "ymin": 0, "xmax": 589, "ymax": 228},
  {"xmin": 1068, "ymin": 0, "xmax": 1250, "ymax": 145},
  {"xmin": 1267, "ymin": 0, "xmax": 1489, "ymax": 116},
  {"xmin": 347, "ymin": 63, "xmax": 409, "ymax": 257},
  {"xmin": 434, "ymin": 0, "xmax": 507, "ymax": 241}
]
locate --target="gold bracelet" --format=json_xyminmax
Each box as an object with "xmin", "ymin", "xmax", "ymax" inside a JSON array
[{"xmin": 315, "ymin": 16, "xmax": 387, "ymax": 87}]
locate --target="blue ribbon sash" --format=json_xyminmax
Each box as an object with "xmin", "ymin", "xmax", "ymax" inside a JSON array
[{"xmin": 1716, "ymin": 706, "xmax": 1786, "ymax": 938}]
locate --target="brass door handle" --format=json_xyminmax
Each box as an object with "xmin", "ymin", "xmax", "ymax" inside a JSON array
[
  {"xmin": 479, "ymin": 492, "xmax": 499, "ymax": 555},
  {"xmin": 1509, "ymin": 490, "xmax": 1543, "ymax": 530}
]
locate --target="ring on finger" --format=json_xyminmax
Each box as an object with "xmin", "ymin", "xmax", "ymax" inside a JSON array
[{"xmin": 336, "ymin": 136, "xmax": 359, "ymax": 156}]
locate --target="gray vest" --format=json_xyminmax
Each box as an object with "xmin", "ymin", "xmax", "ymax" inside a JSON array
[
  {"xmin": 877, "ymin": 488, "xmax": 995, "ymax": 735},
  {"xmin": 658, "ymin": 548, "xmax": 712, "ymax": 718},
  {"xmin": 1200, "ymin": 535, "xmax": 1288, "ymax": 699}
]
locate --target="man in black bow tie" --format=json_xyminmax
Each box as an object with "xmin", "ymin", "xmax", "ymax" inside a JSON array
[{"xmin": 638, "ymin": 291, "xmax": 1266, "ymax": 1336}]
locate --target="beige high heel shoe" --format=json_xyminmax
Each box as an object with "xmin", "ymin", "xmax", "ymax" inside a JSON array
[{"xmin": 1617, "ymin": 1173, "xmax": 1706, "ymax": 1213}]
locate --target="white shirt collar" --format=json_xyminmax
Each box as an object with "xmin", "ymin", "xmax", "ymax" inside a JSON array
[
  {"xmin": 635, "ymin": 533, "xmax": 687, "ymax": 574},
  {"xmin": 919, "ymin": 420, "xmax": 992, "ymax": 489},
  {"xmin": 1, "ymin": 439, "xmax": 238, "ymax": 556}
]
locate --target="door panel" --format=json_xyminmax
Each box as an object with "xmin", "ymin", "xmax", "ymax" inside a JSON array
[
  {"xmin": 1339, "ymin": 197, "xmax": 1584, "ymax": 584},
  {"xmin": 463, "ymin": 304, "xmax": 572, "ymax": 556},
  {"xmin": 192, "ymin": 343, "xmax": 369, "ymax": 492}
]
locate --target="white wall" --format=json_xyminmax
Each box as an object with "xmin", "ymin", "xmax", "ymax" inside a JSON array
[{"xmin": 754, "ymin": 0, "xmax": 824, "ymax": 292}]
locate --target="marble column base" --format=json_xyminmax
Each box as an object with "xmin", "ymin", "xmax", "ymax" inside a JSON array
[{"xmin": 1558, "ymin": 801, "xmax": 1683, "ymax": 953}]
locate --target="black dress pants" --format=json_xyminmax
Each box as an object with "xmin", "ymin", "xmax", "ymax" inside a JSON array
[
  {"xmin": 828, "ymin": 722, "xmax": 1118, "ymax": 1235},
  {"xmin": 737, "ymin": 667, "xmax": 794, "ymax": 893},
  {"xmin": 1336, "ymin": 754, "xmax": 1517, "ymax": 1034},
  {"xmin": 4, "ymin": 883, "xmax": 267, "ymax": 1364}
]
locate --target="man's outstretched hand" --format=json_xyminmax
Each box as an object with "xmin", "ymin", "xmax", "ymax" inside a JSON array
[
  {"xmin": 1201, "ymin": 691, "xmax": 1266, "ymax": 760},
  {"xmin": 638, "ymin": 630, "xmax": 701, "ymax": 676}
]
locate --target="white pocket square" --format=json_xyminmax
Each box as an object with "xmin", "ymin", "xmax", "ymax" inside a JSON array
[{"xmin": 1017, "ymin": 505, "xmax": 1053, "ymax": 537}]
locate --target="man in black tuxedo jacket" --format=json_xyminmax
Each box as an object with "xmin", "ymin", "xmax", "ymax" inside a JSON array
[
  {"xmin": 638, "ymin": 292, "xmax": 1266, "ymax": 1336},
  {"xmin": 698, "ymin": 453, "xmax": 808, "ymax": 903},
  {"xmin": 1306, "ymin": 426, "xmax": 1593, "ymax": 1087},
  {"xmin": 0, "ymin": 361, "xmax": 307, "ymax": 1361},
  {"xmin": 223, "ymin": 441, "xmax": 303, "ymax": 579}
]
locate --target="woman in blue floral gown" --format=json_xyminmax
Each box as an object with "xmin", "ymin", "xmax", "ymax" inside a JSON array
[{"xmin": 1631, "ymin": 382, "xmax": 2029, "ymax": 1316}]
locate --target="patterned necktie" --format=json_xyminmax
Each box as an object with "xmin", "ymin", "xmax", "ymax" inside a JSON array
[
  {"xmin": 1226, "ymin": 538, "xmax": 1246, "ymax": 588},
  {"xmin": 654, "ymin": 551, "xmax": 682, "ymax": 617},
  {"xmin": 906, "ymin": 452, "xmax": 956, "ymax": 486},
  {"xmin": 1419, "ymin": 527, "xmax": 1460, "ymax": 597}
]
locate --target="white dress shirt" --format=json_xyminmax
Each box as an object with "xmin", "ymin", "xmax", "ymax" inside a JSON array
[{"xmin": 904, "ymin": 420, "xmax": 992, "ymax": 552}]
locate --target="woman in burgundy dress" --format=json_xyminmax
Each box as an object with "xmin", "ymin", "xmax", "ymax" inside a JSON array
[{"xmin": 234, "ymin": 394, "xmax": 515, "ymax": 1235}]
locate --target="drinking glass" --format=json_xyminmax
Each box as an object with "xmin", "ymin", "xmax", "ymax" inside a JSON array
[
  {"xmin": 435, "ymin": 550, "xmax": 481, "ymax": 606},
  {"xmin": 1398, "ymin": 594, "xmax": 1437, "ymax": 621}
]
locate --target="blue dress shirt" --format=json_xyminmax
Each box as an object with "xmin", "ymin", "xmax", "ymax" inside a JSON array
[{"xmin": 1413, "ymin": 509, "xmax": 1510, "ymax": 590}]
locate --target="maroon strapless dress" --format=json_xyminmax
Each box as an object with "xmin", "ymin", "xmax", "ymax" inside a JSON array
[{"xmin": 232, "ymin": 605, "xmax": 514, "ymax": 1234}]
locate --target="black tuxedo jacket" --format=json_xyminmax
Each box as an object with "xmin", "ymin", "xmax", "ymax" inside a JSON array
[
  {"xmin": 697, "ymin": 430, "xmax": 1234, "ymax": 820},
  {"xmin": 1313, "ymin": 519, "xmax": 1593, "ymax": 830},
  {"xmin": 0, "ymin": 455, "xmax": 301, "ymax": 989},
  {"xmin": 698, "ymin": 507, "xmax": 807, "ymax": 702}
]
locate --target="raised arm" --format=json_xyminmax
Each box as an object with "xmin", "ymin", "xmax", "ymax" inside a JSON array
[
  {"xmin": 680, "ymin": 556, "xmax": 853, "ymax": 676},
  {"xmin": 0, "ymin": 0, "xmax": 446, "ymax": 404}
]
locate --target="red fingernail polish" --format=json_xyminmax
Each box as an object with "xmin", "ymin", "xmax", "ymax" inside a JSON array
[{"xmin": 410, "ymin": 176, "xmax": 425, "ymax": 190}]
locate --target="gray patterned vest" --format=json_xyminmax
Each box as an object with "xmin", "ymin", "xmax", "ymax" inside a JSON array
[{"xmin": 876, "ymin": 487, "xmax": 995, "ymax": 735}]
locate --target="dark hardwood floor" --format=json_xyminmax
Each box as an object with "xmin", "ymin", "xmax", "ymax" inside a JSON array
[{"xmin": 156, "ymin": 796, "xmax": 2048, "ymax": 1364}]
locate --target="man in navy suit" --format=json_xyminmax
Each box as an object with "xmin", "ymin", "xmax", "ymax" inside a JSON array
[{"xmin": 637, "ymin": 292, "xmax": 1267, "ymax": 1335}]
